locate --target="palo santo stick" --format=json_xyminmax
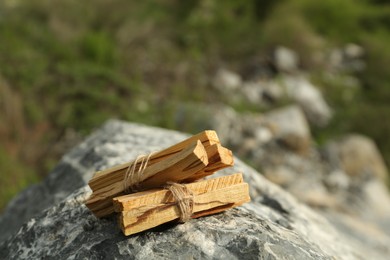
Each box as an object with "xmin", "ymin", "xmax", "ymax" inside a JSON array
[
  {"xmin": 114, "ymin": 174, "xmax": 250, "ymax": 236},
  {"xmin": 183, "ymin": 144, "xmax": 233, "ymax": 182},
  {"xmin": 120, "ymin": 184, "xmax": 249, "ymax": 236},
  {"xmin": 86, "ymin": 140, "xmax": 209, "ymax": 217},
  {"xmin": 113, "ymin": 173, "xmax": 244, "ymax": 212},
  {"xmin": 121, "ymin": 184, "xmax": 249, "ymax": 236},
  {"xmin": 89, "ymin": 130, "xmax": 220, "ymax": 191}
]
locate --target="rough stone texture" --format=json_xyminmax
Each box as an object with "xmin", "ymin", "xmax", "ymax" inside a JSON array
[
  {"xmin": 174, "ymin": 103, "xmax": 311, "ymax": 155},
  {"xmin": 282, "ymin": 75, "xmax": 332, "ymax": 127},
  {"xmin": 263, "ymin": 105, "xmax": 311, "ymax": 153},
  {"xmin": 330, "ymin": 134, "xmax": 388, "ymax": 180},
  {"xmin": 241, "ymin": 80, "xmax": 284, "ymax": 106},
  {"xmin": 251, "ymin": 130, "xmax": 390, "ymax": 233},
  {"xmin": 0, "ymin": 122, "xmax": 187, "ymax": 243},
  {"xmin": 274, "ymin": 46, "xmax": 299, "ymax": 72},
  {"xmin": 167, "ymin": 103, "xmax": 389, "ymax": 220},
  {"xmin": 211, "ymin": 68, "xmax": 333, "ymax": 129},
  {"xmin": 329, "ymin": 44, "xmax": 365, "ymax": 72},
  {"xmin": 1, "ymin": 120, "xmax": 390, "ymax": 259},
  {"xmin": 212, "ymin": 68, "xmax": 242, "ymax": 92}
]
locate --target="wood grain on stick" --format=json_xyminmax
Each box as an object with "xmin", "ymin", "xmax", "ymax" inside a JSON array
[
  {"xmin": 114, "ymin": 173, "xmax": 250, "ymax": 236},
  {"xmin": 184, "ymin": 144, "xmax": 234, "ymax": 182},
  {"xmin": 89, "ymin": 130, "xmax": 220, "ymax": 191}
]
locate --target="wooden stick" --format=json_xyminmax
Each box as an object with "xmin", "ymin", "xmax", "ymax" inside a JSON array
[
  {"xmin": 89, "ymin": 130, "xmax": 220, "ymax": 191},
  {"xmin": 113, "ymin": 173, "xmax": 244, "ymax": 211},
  {"xmin": 115, "ymin": 174, "xmax": 250, "ymax": 236},
  {"xmin": 120, "ymin": 183, "xmax": 249, "ymax": 236},
  {"xmin": 86, "ymin": 140, "xmax": 209, "ymax": 217}
]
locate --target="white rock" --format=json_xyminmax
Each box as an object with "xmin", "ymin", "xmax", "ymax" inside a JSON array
[
  {"xmin": 274, "ymin": 46, "xmax": 299, "ymax": 72},
  {"xmin": 282, "ymin": 75, "xmax": 332, "ymax": 127},
  {"xmin": 264, "ymin": 105, "xmax": 311, "ymax": 152},
  {"xmin": 262, "ymin": 80, "xmax": 284, "ymax": 101},
  {"xmin": 344, "ymin": 43, "xmax": 364, "ymax": 59},
  {"xmin": 254, "ymin": 127, "xmax": 273, "ymax": 144},
  {"xmin": 337, "ymin": 135, "xmax": 388, "ymax": 180},
  {"xmin": 212, "ymin": 68, "xmax": 242, "ymax": 92},
  {"xmin": 326, "ymin": 170, "xmax": 350, "ymax": 190},
  {"xmin": 241, "ymin": 82, "xmax": 263, "ymax": 104},
  {"xmin": 329, "ymin": 49, "xmax": 344, "ymax": 69}
]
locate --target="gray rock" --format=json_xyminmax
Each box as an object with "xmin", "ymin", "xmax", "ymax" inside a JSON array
[
  {"xmin": 323, "ymin": 134, "xmax": 389, "ymax": 185},
  {"xmin": 274, "ymin": 46, "xmax": 300, "ymax": 72},
  {"xmin": 282, "ymin": 75, "xmax": 332, "ymax": 127},
  {"xmin": 173, "ymin": 103, "xmax": 273, "ymax": 150},
  {"xmin": 254, "ymin": 130, "xmax": 390, "ymax": 238},
  {"xmin": 241, "ymin": 81, "xmax": 264, "ymax": 104},
  {"xmin": 212, "ymin": 68, "xmax": 242, "ymax": 92},
  {"xmin": 261, "ymin": 80, "xmax": 285, "ymax": 102},
  {"xmin": 329, "ymin": 48, "xmax": 344, "ymax": 70},
  {"xmin": 241, "ymin": 80, "xmax": 284, "ymax": 106},
  {"xmin": 1, "ymin": 120, "xmax": 390, "ymax": 259},
  {"xmin": 174, "ymin": 103, "xmax": 243, "ymax": 146},
  {"xmin": 263, "ymin": 105, "xmax": 311, "ymax": 153},
  {"xmin": 0, "ymin": 121, "xmax": 186, "ymax": 242},
  {"xmin": 168, "ymin": 103, "xmax": 389, "ymax": 220},
  {"xmin": 263, "ymin": 166, "xmax": 298, "ymax": 188},
  {"xmin": 338, "ymin": 135, "xmax": 388, "ymax": 180},
  {"xmin": 324, "ymin": 170, "xmax": 350, "ymax": 191},
  {"xmin": 344, "ymin": 44, "xmax": 364, "ymax": 60},
  {"xmin": 0, "ymin": 162, "xmax": 86, "ymax": 243},
  {"xmin": 343, "ymin": 44, "xmax": 365, "ymax": 71},
  {"xmin": 328, "ymin": 44, "xmax": 365, "ymax": 72},
  {"xmin": 252, "ymin": 137, "xmax": 338, "ymax": 209}
]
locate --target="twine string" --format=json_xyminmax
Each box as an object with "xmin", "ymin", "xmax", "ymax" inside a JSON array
[
  {"xmin": 123, "ymin": 151, "xmax": 194, "ymax": 221},
  {"xmin": 123, "ymin": 152, "xmax": 155, "ymax": 193},
  {"xmin": 166, "ymin": 182, "xmax": 194, "ymax": 222}
]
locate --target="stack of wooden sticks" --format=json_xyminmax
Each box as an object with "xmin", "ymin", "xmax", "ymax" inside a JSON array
[{"xmin": 85, "ymin": 130, "xmax": 251, "ymax": 236}]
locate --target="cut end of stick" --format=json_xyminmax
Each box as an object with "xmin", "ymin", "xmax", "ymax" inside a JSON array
[
  {"xmin": 204, "ymin": 144, "xmax": 234, "ymax": 171},
  {"xmin": 193, "ymin": 139, "xmax": 210, "ymax": 166},
  {"xmin": 202, "ymin": 130, "xmax": 220, "ymax": 146}
]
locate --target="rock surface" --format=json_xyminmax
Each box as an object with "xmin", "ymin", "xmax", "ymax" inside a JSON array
[
  {"xmin": 282, "ymin": 75, "xmax": 332, "ymax": 127},
  {"xmin": 211, "ymin": 67, "xmax": 332, "ymax": 128},
  {"xmin": 1, "ymin": 120, "xmax": 390, "ymax": 259},
  {"xmin": 274, "ymin": 46, "xmax": 300, "ymax": 72},
  {"xmin": 174, "ymin": 103, "xmax": 311, "ymax": 156},
  {"xmin": 326, "ymin": 134, "xmax": 388, "ymax": 180},
  {"xmin": 263, "ymin": 105, "xmax": 311, "ymax": 153},
  {"xmin": 212, "ymin": 68, "xmax": 242, "ymax": 92}
]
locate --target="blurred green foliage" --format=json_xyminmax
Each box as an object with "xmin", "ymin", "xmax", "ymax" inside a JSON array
[
  {"xmin": 0, "ymin": 147, "xmax": 38, "ymax": 211},
  {"xmin": 1, "ymin": 0, "xmax": 390, "ymax": 210}
]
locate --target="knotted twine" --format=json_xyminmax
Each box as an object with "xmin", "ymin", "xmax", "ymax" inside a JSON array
[
  {"xmin": 166, "ymin": 182, "xmax": 194, "ymax": 222},
  {"xmin": 123, "ymin": 152, "xmax": 194, "ymax": 222},
  {"xmin": 123, "ymin": 152, "xmax": 155, "ymax": 193}
]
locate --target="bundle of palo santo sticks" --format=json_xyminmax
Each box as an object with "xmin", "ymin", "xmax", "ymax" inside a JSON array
[{"xmin": 85, "ymin": 130, "xmax": 250, "ymax": 236}]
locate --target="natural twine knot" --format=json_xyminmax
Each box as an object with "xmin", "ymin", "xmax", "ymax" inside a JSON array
[
  {"xmin": 123, "ymin": 152, "xmax": 194, "ymax": 222},
  {"xmin": 123, "ymin": 152, "xmax": 155, "ymax": 193},
  {"xmin": 166, "ymin": 182, "xmax": 194, "ymax": 222}
]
